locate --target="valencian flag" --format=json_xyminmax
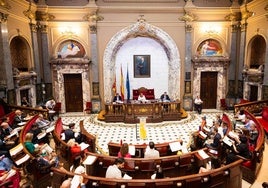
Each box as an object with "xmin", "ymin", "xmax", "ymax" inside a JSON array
[
  {"xmin": 120, "ymin": 65, "xmax": 125, "ymax": 100},
  {"xmin": 126, "ymin": 65, "xmax": 130, "ymax": 100},
  {"xmin": 139, "ymin": 117, "xmax": 147, "ymax": 140},
  {"xmin": 112, "ymin": 75, "xmax": 116, "ymax": 95}
]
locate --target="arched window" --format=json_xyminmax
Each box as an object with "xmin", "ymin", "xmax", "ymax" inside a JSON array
[
  {"xmin": 249, "ymin": 35, "xmax": 266, "ymax": 69},
  {"xmin": 10, "ymin": 36, "xmax": 30, "ymax": 72}
]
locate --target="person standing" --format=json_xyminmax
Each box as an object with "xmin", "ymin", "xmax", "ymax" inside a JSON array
[
  {"xmin": 105, "ymin": 158, "xmax": 125, "ymax": 179},
  {"xmin": 45, "ymin": 99, "xmax": 56, "ymax": 121},
  {"xmin": 144, "ymin": 141, "xmax": 160, "ymax": 158},
  {"xmin": 194, "ymin": 96, "xmax": 203, "ymax": 114}
]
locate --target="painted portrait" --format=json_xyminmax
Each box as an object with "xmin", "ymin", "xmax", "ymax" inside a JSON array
[
  {"xmin": 134, "ymin": 55, "xmax": 151, "ymax": 78},
  {"xmin": 197, "ymin": 39, "xmax": 223, "ymax": 56},
  {"xmin": 58, "ymin": 40, "xmax": 85, "ymax": 58}
]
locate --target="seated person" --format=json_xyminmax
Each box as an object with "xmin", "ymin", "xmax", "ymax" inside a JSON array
[
  {"xmin": 21, "ymin": 96, "xmax": 30, "ymax": 107},
  {"xmin": 118, "ymin": 143, "xmax": 131, "ymax": 158},
  {"xmin": 63, "ymin": 123, "xmax": 81, "ymax": 143},
  {"xmin": 160, "ymin": 92, "xmax": 170, "ymax": 102},
  {"xmin": 206, "ymin": 127, "xmax": 221, "ymax": 149},
  {"xmin": 144, "ymin": 141, "xmax": 160, "ymax": 158},
  {"xmin": 105, "ymin": 158, "xmax": 125, "ymax": 179},
  {"xmin": 29, "ymin": 123, "xmax": 50, "ymax": 145},
  {"xmin": 226, "ymin": 135, "xmax": 251, "ymax": 164},
  {"xmin": 24, "ymin": 132, "xmax": 42, "ymax": 155},
  {"xmin": 235, "ymin": 109, "xmax": 246, "ymax": 122},
  {"xmin": 0, "ymin": 117, "xmax": 13, "ymax": 138},
  {"xmin": 248, "ymin": 122, "xmax": 258, "ymax": 147},
  {"xmin": 13, "ymin": 110, "xmax": 26, "ymax": 128},
  {"xmin": 113, "ymin": 93, "xmax": 122, "ymax": 102},
  {"xmin": 138, "ymin": 93, "xmax": 147, "ymax": 103},
  {"xmin": 0, "ymin": 155, "xmax": 20, "ymax": 188},
  {"xmin": 244, "ymin": 116, "xmax": 254, "ymax": 130},
  {"xmin": 35, "ymin": 114, "xmax": 51, "ymax": 129},
  {"xmin": 199, "ymin": 116, "xmax": 207, "ymax": 132}
]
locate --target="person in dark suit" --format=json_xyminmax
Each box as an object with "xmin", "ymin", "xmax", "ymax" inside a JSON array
[
  {"xmin": 113, "ymin": 93, "xmax": 122, "ymax": 102},
  {"xmin": 13, "ymin": 110, "xmax": 26, "ymax": 128},
  {"xmin": 206, "ymin": 127, "xmax": 221, "ymax": 149},
  {"xmin": 63, "ymin": 123, "xmax": 81, "ymax": 143},
  {"xmin": 160, "ymin": 92, "xmax": 170, "ymax": 102}
]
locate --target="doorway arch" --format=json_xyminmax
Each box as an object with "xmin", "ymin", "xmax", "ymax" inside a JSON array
[{"xmin": 103, "ymin": 20, "xmax": 181, "ymax": 102}]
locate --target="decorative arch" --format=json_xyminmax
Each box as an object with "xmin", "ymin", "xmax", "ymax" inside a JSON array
[
  {"xmin": 52, "ymin": 36, "xmax": 89, "ymax": 59},
  {"xmin": 246, "ymin": 35, "xmax": 266, "ymax": 69},
  {"xmin": 193, "ymin": 37, "xmax": 228, "ymax": 57},
  {"xmin": 103, "ymin": 21, "xmax": 181, "ymax": 101},
  {"xmin": 9, "ymin": 36, "xmax": 32, "ymax": 71}
]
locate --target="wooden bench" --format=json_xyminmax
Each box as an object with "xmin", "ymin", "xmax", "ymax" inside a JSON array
[
  {"xmin": 52, "ymin": 119, "xmax": 96, "ymax": 168},
  {"xmin": 238, "ymin": 110, "xmax": 265, "ymax": 184},
  {"xmin": 108, "ymin": 140, "xmax": 179, "ymax": 158},
  {"xmin": 51, "ymin": 158, "xmax": 243, "ymax": 188}
]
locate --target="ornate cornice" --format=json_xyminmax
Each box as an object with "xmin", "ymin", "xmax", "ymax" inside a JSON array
[
  {"xmin": 35, "ymin": 11, "xmax": 55, "ymax": 22},
  {"xmin": 225, "ymin": 12, "xmax": 241, "ymax": 22},
  {"xmin": 83, "ymin": 12, "xmax": 104, "ymax": 22},
  {"xmin": 179, "ymin": 11, "xmax": 197, "ymax": 22},
  {"xmin": 23, "ymin": 3, "xmax": 35, "ymax": 21},
  {"xmin": 0, "ymin": 0, "xmax": 11, "ymax": 10}
]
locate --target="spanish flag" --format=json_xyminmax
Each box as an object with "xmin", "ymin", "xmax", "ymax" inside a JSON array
[{"xmin": 120, "ymin": 66, "xmax": 124, "ymax": 101}]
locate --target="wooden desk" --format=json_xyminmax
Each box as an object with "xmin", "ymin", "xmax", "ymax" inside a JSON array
[{"xmin": 104, "ymin": 101, "xmax": 181, "ymax": 123}]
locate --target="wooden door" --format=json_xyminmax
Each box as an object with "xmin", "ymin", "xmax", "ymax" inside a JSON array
[
  {"xmin": 200, "ymin": 72, "xmax": 217, "ymax": 109},
  {"xmin": 64, "ymin": 74, "xmax": 83, "ymax": 112},
  {"xmin": 250, "ymin": 85, "xmax": 258, "ymax": 101}
]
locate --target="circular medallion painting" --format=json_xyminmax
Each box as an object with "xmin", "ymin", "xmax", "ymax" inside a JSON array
[{"xmin": 58, "ymin": 40, "xmax": 85, "ymax": 58}]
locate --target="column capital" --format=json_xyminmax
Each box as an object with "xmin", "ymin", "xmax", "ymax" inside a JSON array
[
  {"xmin": 89, "ymin": 25, "xmax": 97, "ymax": 34},
  {"xmin": 36, "ymin": 10, "xmax": 55, "ymax": 22},
  {"xmin": 30, "ymin": 23, "xmax": 37, "ymax": 32},
  {"xmin": 0, "ymin": 12, "xmax": 8, "ymax": 23}
]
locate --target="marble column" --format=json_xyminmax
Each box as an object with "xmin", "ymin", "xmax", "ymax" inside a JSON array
[
  {"xmin": 39, "ymin": 24, "xmax": 51, "ymax": 83},
  {"xmin": 0, "ymin": 13, "xmax": 14, "ymax": 90},
  {"xmin": 183, "ymin": 24, "xmax": 193, "ymax": 110},
  {"xmin": 30, "ymin": 23, "xmax": 41, "ymax": 83},
  {"xmin": 240, "ymin": 23, "xmax": 247, "ymax": 99},
  {"xmin": 89, "ymin": 24, "xmax": 99, "ymax": 99},
  {"xmin": 229, "ymin": 23, "xmax": 240, "ymax": 96}
]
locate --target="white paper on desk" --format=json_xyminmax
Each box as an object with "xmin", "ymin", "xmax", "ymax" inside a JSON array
[
  {"xmin": 228, "ymin": 131, "xmax": 239, "ymax": 140},
  {"xmin": 16, "ymin": 154, "xmax": 30, "ymax": 166},
  {"xmin": 46, "ymin": 126, "xmax": 54, "ymax": 133},
  {"xmin": 123, "ymin": 173, "xmax": 132, "ymax": 179},
  {"xmin": 83, "ymin": 155, "xmax": 97, "ymax": 165},
  {"xmin": 181, "ymin": 144, "xmax": 189, "ymax": 154},
  {"xmin": 80, "ymin": 142, "xmax": 89, "ymax": 151},
  {"xmin": 6, "ymin": 169, "xmax": 16, "ymax": 179},
  {"xmin": 37, "ymin": 132, "xmax": 46, "ymax": 140},
  {"xmin": 169, "ymin": 142, "xmax": 182, "ymax": 152},
  {"xmin": 199, "ymin": 131, "xmax": 207, "ymax": 139},
  {"xmin": 9, "ymin": 143, "xmax": 23, "ymax": 156},
  {"xmin": 198, "ymin": 149, "xmax": 209, "ymax": 159},
  {"xmin": 129, "ymin": 145, "xmax": 136, "ymax": 156},
  {"xmin": 223, "ymin": 136, "xmax": 233, "ymax": 147}
]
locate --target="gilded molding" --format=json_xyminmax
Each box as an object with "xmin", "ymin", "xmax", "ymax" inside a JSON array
[
  {"xmin": 35, "ymin": 11, "xmax": 55, "ymax": 22},
  {"xmin": 264, "ymin": 4, "xmax": 268, "ymax": 11},
  {"xmin": 179, "ymin": 11, "xmax": 197, "ymax": 22},
  {"xmin": 225, "ymin": 12, "xmax": 241, "ymax": 22},
  {"xmin": 0, "ymin": 0, "xmax": 11, "ymax": 10},
  {"xmin": 83, "ymin": 12, "xmax": 104, "ymax": 22},
  {"xmin": 30, "ymin": 23, "xmax": 37, "ymax": 32},
  {"xmin": 0, "ymin": 12, "xmax": 8, "ymax": 23},
  {"xmin": 23, "ymin": 3, "xmax": 35, "ymax": 21}
]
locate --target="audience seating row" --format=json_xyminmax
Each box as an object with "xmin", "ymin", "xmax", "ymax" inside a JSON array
[
  {"xmin": 238, "ymin": 110, "xmax": 265, "ymax": 184},
  {"xmin": 256, "ymin": 106, "xmax": 268, "ymax": 134},
  {"xmin": 52, "ymin": 118, "xmax": 96, "ymax": 168},
  {"xmin": 51, "ymin": 157, "xmax": 243, "ymax": 188}
]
